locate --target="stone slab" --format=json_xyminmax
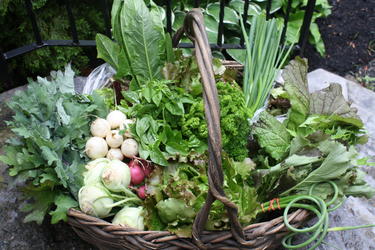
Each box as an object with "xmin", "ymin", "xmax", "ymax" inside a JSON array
[
  {"xmin": 308, "ymin": 68, "xmax": 349, "ymax": 100},
  {"xmin": 305, "ymin": 69, "xmax": 375, "ymax": 250}
]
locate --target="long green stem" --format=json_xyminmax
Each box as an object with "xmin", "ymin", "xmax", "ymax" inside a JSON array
[{"xmin": 240, "ymin": 13, "xmax": 293, "ymax": 118}]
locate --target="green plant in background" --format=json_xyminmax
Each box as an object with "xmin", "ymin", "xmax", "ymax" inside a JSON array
[
  {"xmin": 0, "ymin": 0, "xmax": 110, "ymax": 88},
  {"xmin": 241, "ymin": 13, "xmax": 292, "ymax": 117},
  {"xmin": 153, "ymin": 0, "xmax": 331, "ymax": 59}
]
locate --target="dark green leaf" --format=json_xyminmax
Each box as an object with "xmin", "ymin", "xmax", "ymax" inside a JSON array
[
  {"xmin": 96, "ymin": 33, "xmax": 122, "ymax": 70},
  {"xmin": 119, "ymin": 0, "xmax": 163, "ymax": 81},
  {"xmin": 253, "ymin": 111, "xmax": 291, "ymax": 161},
  {"xmin": 49, "ymin": 194, "xmax": 78, "ymax": 224}
]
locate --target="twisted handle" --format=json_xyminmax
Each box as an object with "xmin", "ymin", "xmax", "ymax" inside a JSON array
[{"xmin": 173, "ymin": 9, "xmax": 255, "ymax": 248}]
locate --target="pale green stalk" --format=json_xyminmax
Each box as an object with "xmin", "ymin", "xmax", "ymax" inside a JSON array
[{"xmin": 240, "ymin": 14, "xmax": 293, "ymax": 118}]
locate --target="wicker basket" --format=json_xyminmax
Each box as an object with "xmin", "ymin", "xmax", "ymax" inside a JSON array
[{"xmin": 67, "ymin": 9, "xmax": 310, "ymax": 249}]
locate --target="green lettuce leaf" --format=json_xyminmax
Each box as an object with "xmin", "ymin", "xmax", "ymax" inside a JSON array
[
  {"xmin": 253, "ymin": 111, "xmax": 291, "ymax": 161},
  {"xmin": 96, "ymin": 33, "xmax": 122, "ymax": 71}
]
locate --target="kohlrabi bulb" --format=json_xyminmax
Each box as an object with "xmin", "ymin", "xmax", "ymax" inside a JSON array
[
  {"xmin": 83, "ymin": 158, "xmax": 110, "ymax": 185},
  {"xmin": 101, "ymin": 160, "xmax": 131, "ymax": 192},
  {"xmin": 85, "ymin": 158, "xmax": 110, "ymax": 171},
  {"xmin": 78, "ymin": 185, "xmax": 113, "ymax": 218},
  {"xmin": 112, "ymin": 206, "xmax": 144, "ymax": 230}
]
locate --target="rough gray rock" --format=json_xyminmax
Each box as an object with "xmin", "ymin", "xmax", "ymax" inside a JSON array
[{"xmin": 303, "ymin": 69, "xmax": 375, "ymax": 250}]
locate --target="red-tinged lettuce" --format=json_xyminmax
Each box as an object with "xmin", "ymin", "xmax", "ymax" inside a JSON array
[{"xmin": 144, "ymin": 159, "xmax": 259, "ymax": 236}]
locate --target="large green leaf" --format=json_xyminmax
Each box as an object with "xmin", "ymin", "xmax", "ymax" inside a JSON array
[
  {"xmin": 96, "ymin": 33, "xmax": 121, "ymax": 70},
  {"xmin": 253, "ymin": 111, "xmax": 291, "ymax": 161},
  {"xmin": 229, "ymin": 0, "xmax": 261, "ymax": 16},
  {"xmin": 281, "ymin": 141, "xmax": 356, "ymax": 196},
  {"xmin": 206, "ymin": 3, "xmax": 239, "ymax": 25},
  {"xmin": 283, "ymin": 57, "xmax": 310, "ymax": 131},
  {"xmin": 118, "ymin": 0, "xmax": 163, "ymax": 81},
  {"xmin": 226, "ymin": 37, "xmax": 246, "ymax": 65}
]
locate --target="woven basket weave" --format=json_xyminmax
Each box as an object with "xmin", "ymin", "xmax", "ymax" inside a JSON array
[{"xmin": 67, "ymin": 9, "xmax": 310, "ymax": 249}]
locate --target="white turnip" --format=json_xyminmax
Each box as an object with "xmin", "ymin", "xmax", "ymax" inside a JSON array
[
  {"xmin": 106, "ymin": 130, "xmax": 123, "ymax": 148},
  {"xmin": 85, "ymin": 137, "xmax": 108, "ymax": 159},
  {"xmin": 121, "ymin": 139, "xmax": 139, "ymax": 158},
  {"xmin": 90, "ymin": 118, "xmax": 111, "ymax": 138},
  {"xmin": 107, "ymin": 110, "xmax": 126, "ymax": 129},
  {"xmin": 106, "ymin": 148, "xmax": 124, "ymax": 161}
]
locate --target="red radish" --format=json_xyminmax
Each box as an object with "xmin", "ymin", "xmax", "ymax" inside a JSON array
[
  {"xmin": 137, "ymin": 186, "xmax": 147, "ymax": 199},
  {"xmin": 129, "ymin": 161, "xmax": 145, "ymax": 185},
  {"xmin": 129, "ymin": 158, "xmax": 154, "ymax": 177},
  {"xmin": 138, "ymin": 159, "xmax": 154, "ymax": 177}
]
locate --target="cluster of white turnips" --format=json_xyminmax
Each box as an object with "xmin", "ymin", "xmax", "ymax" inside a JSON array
[
  {"xmin": 77, "ymin": 110, "xmax": 152, "ymax": 230},
  {"xmin": 85, "ymin": 110, "xmax": 139, "ymax": 160}
]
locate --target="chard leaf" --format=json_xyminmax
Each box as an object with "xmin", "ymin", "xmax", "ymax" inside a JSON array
[
  {"xmin": 283, "ymin": 57, "xmax": 310, "ymax": 130},
  {"xmin": 310, "ymin": 83, "xmax": 363, "ymax": 127},
  {"xmin": 253, "ymin": 111, "xmax": 291, "ymax": 161},
  {"xmin": 119, "ymin": 0, "xmax": 163, "ymax": 81},
  {"xmin": 96, "ymin": 33, "xmax": 121, "ymax": 71}
]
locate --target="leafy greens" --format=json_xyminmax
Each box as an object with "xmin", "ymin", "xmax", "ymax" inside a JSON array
[{"xmin": 0, "ymin": 65, "xmax": 108, "ymax": 224}]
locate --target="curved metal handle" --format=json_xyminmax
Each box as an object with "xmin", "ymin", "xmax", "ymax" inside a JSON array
[{"xmin": 173, "ymin": 9, "xmax": 254, "ymax": 248}]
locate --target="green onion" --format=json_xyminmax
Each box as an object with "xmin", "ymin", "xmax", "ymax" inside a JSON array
[{"xmin": 240, "ymin": 13, "xmax": 293, "ymax": 118}]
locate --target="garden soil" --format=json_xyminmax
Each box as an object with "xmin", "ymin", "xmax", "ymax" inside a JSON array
[{"xmin": 305, "ymin": 0, "xmax": 375, "ymax": 76}]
